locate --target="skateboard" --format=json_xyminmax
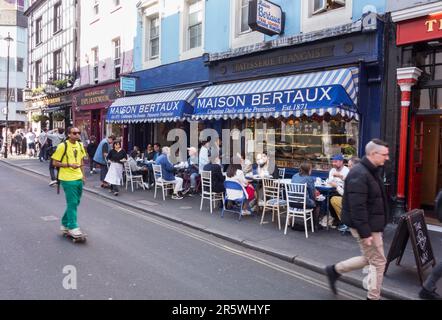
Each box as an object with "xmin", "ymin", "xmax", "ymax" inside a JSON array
[{"xmin": 62, "ymin": 230, "xmax": 87, "ymax": 243}]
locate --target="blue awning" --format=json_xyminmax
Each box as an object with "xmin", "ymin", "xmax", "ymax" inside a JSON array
[
  {"xmin": 106, "ymin": 89, "xmax": 196, "ymax": 123},
  {"xmin": 193, "ymin": 68, "xmax": 359, "ymax": 121}
]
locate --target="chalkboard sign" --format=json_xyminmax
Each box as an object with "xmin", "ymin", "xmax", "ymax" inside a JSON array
[{"xmin": 385, "ymin": 209, "xmax": 436, "ymax": 284}]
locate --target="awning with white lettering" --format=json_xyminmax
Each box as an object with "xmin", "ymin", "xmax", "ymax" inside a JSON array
[
  {"xmin": 193, "ymin": 68, "xmax": 359, "ymax": 121},
  {"xmin": 106, "ymin": 89, "xmax": 196, "ymax": 123}
]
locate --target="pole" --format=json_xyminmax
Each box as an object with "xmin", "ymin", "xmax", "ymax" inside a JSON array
[{"xmin": 3, "ymin": 33, "xmax": 12, "ymax": 159}]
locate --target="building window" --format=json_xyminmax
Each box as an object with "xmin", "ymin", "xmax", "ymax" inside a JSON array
[
  {"xmin": 54, "ymin": 2, "xmax": 62, "ymax": 33},
  {"xmin": 17, "ymin": 89, "xmax": 23, "ymax": 102},
  {"xmin": 239, "ymin": 0, "xmax": 250, "ymax": 34},
  {"xmin": 187, "ymin": 0, "xmax": 203, "ymax": 50},
  {"xmin": 53, "ymin": 50, "xmax": 62, "ymax": 80},
  {"xmin": 93, "ymin": 1, "xmax": 99, "ymax": 16},
  {"xmin": 35, "ymin": 17, "xmax": 43, "ymax": 45},
  {"xmin": 146, "ymin": 16, "xmax": 160, "ymax": 60},
  {"xmin": 92, "ymin": 47, "xmax": 99, "ymax": 82},
  {"xmin": 312, "ymin": 0, "xmax": 345, "ymax": 15},
  {"xmin": 17, "ymin": 58, "xmax": 24, "ymax": 72},
  {"xmin": 35, "ymin": 60, "xmax": 42, "ymax": 87},
  {"xmin": 113, "ymin": 38, "xmax": 121, "ymax": 79}
]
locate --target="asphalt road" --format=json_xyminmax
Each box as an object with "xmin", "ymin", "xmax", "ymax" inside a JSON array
[{"xmin": 0, "ymin": 162, "xmax": 368, "ymax": 300}]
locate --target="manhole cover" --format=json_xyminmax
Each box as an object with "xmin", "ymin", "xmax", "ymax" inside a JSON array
[
  {"xmin": 137, "ymin": 200, "xmax": 159, "ymax": 206},
  {"xmin": 41, "ymin": 216, "xmax": 59, "ymax": 221}
]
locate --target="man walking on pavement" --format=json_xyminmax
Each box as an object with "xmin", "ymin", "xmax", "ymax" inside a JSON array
[
  {"xmin": 38, "ymin": 128, "xmax": 49, "ymax": 162},
  {"xmin": 51, "ymin": 127, "xmax": 87, "ymax": 237},
  {"xmin": 93, "ymin": 135, "xmax": 115, "ymax": 188},
  {"xmin": 325, "ymin": 139, "xmax": 390, "ymax": 300},
  {"xmin": 47, "ymin": 128, "xmax": 66, "ymax": 186}
]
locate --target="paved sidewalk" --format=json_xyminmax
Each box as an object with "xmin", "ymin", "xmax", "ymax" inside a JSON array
[{"xmin": 2, "ymin": 155, "xmax": 441, "ymax": 300}]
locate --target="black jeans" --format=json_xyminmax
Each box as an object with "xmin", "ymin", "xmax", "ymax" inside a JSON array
[
  {"xmin": 100, "ymin": 163, "xmax": 108, "ymax": 182},
  {"xmin": 110, "ymin": 185, "xmax": 119, "ymax": 192},
  {"xmin": 49, "ymin": 160, "xmax": 57, "ymax": 181}
]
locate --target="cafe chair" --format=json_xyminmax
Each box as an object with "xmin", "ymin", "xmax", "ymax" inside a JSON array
[
  {"xmin": 278, "ymin": 168, "xmax": 286, "ymax": 179},
  {"xmin": 285, "ymin": 182, "xmax": 314, "ymax": 238},
  {"xmin": 123, "ymin": 162, "xmax": 145, "ymax": 192},
  {"xmin": 152, "ymin": 164, "xmax": 174, "ymax": 201},
  {"xmin": 260, "ymin": 178, "xmax": 287, "ymax": 230},
  {"xmin": 200, "ymin": 170, "xmax": 224, "ymax": 214},
  {"xmin": 221, "ymin": 180, "xmax": 251, "ymax": 221}
]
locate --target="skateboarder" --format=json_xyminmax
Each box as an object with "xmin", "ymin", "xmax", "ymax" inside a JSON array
[{"xmin": 52, "ymin": 127, "xmax": 87, "ymax": 238}]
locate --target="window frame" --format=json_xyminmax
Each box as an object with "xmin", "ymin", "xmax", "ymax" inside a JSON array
[
  {"xmin": 92, "ymin": 47, "xmax": 99, "ymax": 81},
  {"xmin": 148, "ymin": 15, "xmax": 160, "ymax": 60},
  {"xmin": 312, "ymin": 0, "xmax": 346, "ymax": 16},
  {"xmin": 35, "ymin": 17, "xmax": 43, "ymax": 45},
  {"xmin": 113, "ymin": 38, "xmax": 121, "ymax": 79},
  {"xmin": 239, "ymin": 0, "xmax": 250, "ymax": 34},
  {"xmin": 187, "ymin": 0, "xmax": 203, "ymax": 51},
  {"xmin": 53, "ymin": 2, "xmax": 62, "ymax": 34},
  {"xmin": 53, "ymin": 50, "xmax": 62, "ymax": 81},
  {"xmin": 17, "ymin": 57, "xmax": 24, "ymax": 73},
  {"xmin": 35, "ymin": 60, "xmax": 43, "ymax": 87}
]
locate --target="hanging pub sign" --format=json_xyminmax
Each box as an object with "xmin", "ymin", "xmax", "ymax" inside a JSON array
[{"xmin": 248, "ymin": 0, "xmax": 285, "ymax": 36}]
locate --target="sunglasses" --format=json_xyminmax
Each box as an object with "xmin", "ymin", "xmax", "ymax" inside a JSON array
[{"xmin": 71, "ymin": 131, "xmax": 81, "ymax": 135}]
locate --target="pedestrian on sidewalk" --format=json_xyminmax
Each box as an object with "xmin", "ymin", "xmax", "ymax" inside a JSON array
[
  {"xmin": 419, "ymin": 189, "xmax": 442, "ymax": 300},
  {"xmin": 104, "ymin": 140, "xmax": 127, "ymax": 196},
  {"xmin": 93, "ymin": 135, "xmax": 115, "ymax": 188},
  {"xmin": 325, "ymin": 139, "xmax": 390, "ymax": 300},
  {"xmin": 51, "ymin": 127, "xmax": 87, "ymax": 237},
  {"xmin": 47, "ymin": 128, "xmax": 66, "ymax": 186},
  {"xmin": 38, "ymin": 128, "xmax": 49, "ymax": 162},
  {"xmin": 86, "ymin": 136, "xmax": 98, "ymax": 174}
]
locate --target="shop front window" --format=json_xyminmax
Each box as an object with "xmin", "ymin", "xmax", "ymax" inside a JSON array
[{"xmin": 246, "ymin": 117, "xmax": 359, "ymax": 171}]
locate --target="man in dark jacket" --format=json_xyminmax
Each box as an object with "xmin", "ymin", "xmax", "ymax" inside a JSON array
[{"xmin": 325, "ymin": 139, "xmax": 390, "ymax": 300}]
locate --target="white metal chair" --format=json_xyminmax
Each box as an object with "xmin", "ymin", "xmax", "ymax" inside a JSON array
[
  {"xmin": 260, "ymin": 178, "xmax": 287, "ymax": 230},
  {"xmin": 278, "ymin": 168, "xmax": 286, "ymax": 179},
  {"xmin": 124, "ymin": 161, "xmax": 145, "ymax": 192},
  {"xmin": 200, "ymin": 170, "xmax": 224, "ymax": 214},
  {"xmin": 152, "ymin": 164, "xmax": 174, "ymax": 201},
  {"xmin": 285, "ymin": 182, "xmax": 314, "ymax": 238}
]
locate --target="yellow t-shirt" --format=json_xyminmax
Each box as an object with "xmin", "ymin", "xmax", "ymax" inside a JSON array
[{"xmin": 52, "ymin": 141, "xmax": 86, "ymax": 181}]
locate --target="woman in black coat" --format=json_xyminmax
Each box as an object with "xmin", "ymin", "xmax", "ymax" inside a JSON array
[{"xmin": 203, "ymin": 157, "xmax": 225, "ymax": 193}]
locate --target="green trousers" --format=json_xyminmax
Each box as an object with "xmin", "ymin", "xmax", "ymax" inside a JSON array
[{"xmin": 60, "ymin": 180, "xmax": 83, "ymax": 229}]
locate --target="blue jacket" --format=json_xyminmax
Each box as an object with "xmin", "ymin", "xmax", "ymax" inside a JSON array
[
  {"xmin": 93, "ymin": 138, "xmax": 110, "ymax": 165},
  {"xmin": 155, "ymin": 154, "xmax": 176, "ymax": 181},
  {"xmin": 291, "ymin": 173, "xmax": 316, "ymax": 208}
]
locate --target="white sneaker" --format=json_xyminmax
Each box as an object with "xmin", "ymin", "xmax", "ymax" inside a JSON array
[
  {"xmin": 242, "ymin": 209, "xmax": 252, "ymax": 216},
  {"xmin": 171, "ymin": 194, "xmax": 183, "ymax": 200},
  {"xmin": 90, "ymin": 170, "xmax": 94, "ymax": 174},
  {"xmin": 60, "ymin": 225, "xmax": 68, "ymax": 232},
  {"xmin": 49, "ymin": 180, "xmax": 58, "ymax": 187},
  {"xmin": 68, "ymin": 228, "xmax": 83, "ymax": 237},
  {"xmin": 143, "ymin": 182, "xmax": 150, "ymax": 189}
]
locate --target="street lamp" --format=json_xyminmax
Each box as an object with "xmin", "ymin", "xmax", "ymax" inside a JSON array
[{"xmin": 2, "ymin": 33, "xmax": 13, "ymax": 159}]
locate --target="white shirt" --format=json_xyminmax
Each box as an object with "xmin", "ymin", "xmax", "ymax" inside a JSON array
[
  {"xmin": 199, "ymin": 146, "xmax": 209, "ymax": 173},
  {"xmin": 25, "ymin": 132, "xmax": 36, "ymax": 143},
  {"xmin": 328, "ymin": 166, "xmax": 350, "ymax": 190}
]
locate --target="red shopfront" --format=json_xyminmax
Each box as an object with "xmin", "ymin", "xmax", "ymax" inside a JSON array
[
  {"xmin": 395, "ymin": 8, "xmax": 442, "ymax": 219},
  {"xmin": 72, "ymin": 82, "xmax": 125, "ymax": 144}
]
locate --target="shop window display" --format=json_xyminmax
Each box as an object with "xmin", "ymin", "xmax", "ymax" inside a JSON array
[{"xmin": 247, "ymin": 116, "xmax": 359, "ymax": 171}]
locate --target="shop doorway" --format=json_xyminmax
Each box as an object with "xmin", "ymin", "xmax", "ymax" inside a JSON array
[
  {"xmin": 409, "ymin": 114, "xmax": 442, "ymax": 222},
  {"xmin": 91, "ymin": 109, "xmax": 102, "ymax": 142}
]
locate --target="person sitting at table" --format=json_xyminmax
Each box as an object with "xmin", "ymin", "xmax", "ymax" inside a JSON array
[
  {"xmin": 184, "ymin": 147, "xmax": 200, "ymax": 195},
  {"xmin": 203, "ymin": 156, "xmax": 225, "ymax": 194},
  {"xmin": 328, "ymin": 154, "xmax": 349, "ymax": 191},
  {"xmin": 236, "ymin": 153, "xmax": 253, "ymax": 176},
  {"xmin": 127, "ymin": 150, "xmax": 150, "ymax": 188},
  {"xmin": 330, "ymin": 157, "xmax": 360, "ymax": 232},
  {"xmin": 290, "ymin": 161, "xmax": 320, "ymax": 229},
  {"xmin": 225, "ymin": 157, "xmax": 256, "ymax": 215},
  {"xmin": 155, "ymin": 146, "xmax": 184, "ymax": 200},
  {"xmin": 144, "ymin": 144, "xmax": 154, "ymax": 160},
  {"xmin": 256, "ymin": 152, "xmax": 280, "ymax": 179}
]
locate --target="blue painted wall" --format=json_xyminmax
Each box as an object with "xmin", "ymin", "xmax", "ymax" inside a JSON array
[
  {"xmin": 264, "ymin": 0, "xmax": 301, "ymax": 41},
  {"xmin": 205, "ymin": 0, "xmax": 230, "ymax": 53},
  {"xmin": 352, "ymin": 0, "xmax": 386, "ymax": 21},
  {"xmin": 133, "ymin": 11, "xmax": 143, "ymax": 72},
  {"xmin": 131, "ymin": 57, "xmax": 209, "ymax": 92},
  {"xmin": 161, "ymin": 13, "xmax": 180, "ymax": 64}
]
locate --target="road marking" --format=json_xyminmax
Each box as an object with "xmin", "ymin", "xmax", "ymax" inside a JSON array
[
  {"xmin": 1, "ymin": 162, "xmax": 365, "ymax": 300},
  {"xmin": 87, "ymin": 194, "xmax": 364, "ymax": 300}
]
